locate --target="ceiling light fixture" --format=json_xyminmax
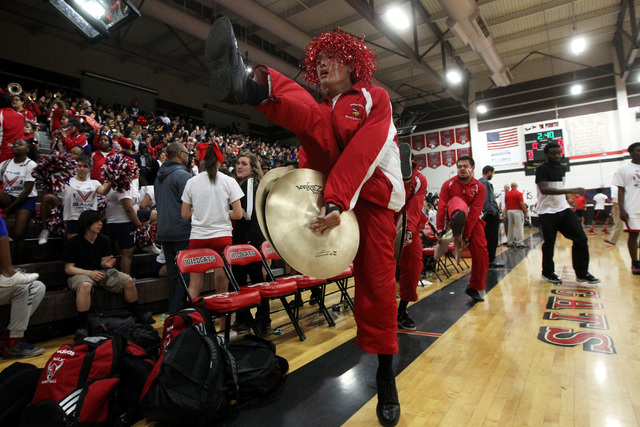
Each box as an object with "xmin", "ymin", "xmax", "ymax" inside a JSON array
[
  {"xmin": 385, "ymin": 7, "xmax": 410, "ymax": 30},
  {"xmin": 446, "ymin": 69, "xmax": 462, "ymax": 84},
  {"xmin": 48, "ymin": 0, "xmax": 141, "ymax": 40},
  {"xmin": 477, "ymin": 104, "xmax": 488, "ymax": 114},
  {"xmin": 570, "ymin": 36, "xmax": 586, "ymax": 55},
  {"xmin": 570, "ymin": 84, "xmax": 583, "ymax": 95}
]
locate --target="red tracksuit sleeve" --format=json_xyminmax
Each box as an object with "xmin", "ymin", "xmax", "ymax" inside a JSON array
[
  {"xmin": 463, "ymin": 182, "xmax": 486, "ymax": 241},
  {"xmin": 324, "ymin": 88, "xmax": 395, "ymax": 211},
  {"xmin": 405, "ymin": 173, "xmax": 427, "ymax": 232},
  {"xmin": 436, "ymin": 182, "xmax": 451, "ymax": 231}
]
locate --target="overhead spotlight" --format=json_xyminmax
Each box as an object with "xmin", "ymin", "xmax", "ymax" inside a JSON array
[
  {"xmin": 446, "ymin": 69, "xmax": 462, "ymax": 84},
  {"xmin": 571, "ymin": 84, "xmax": 583, "ymax": 95},
  {"xmin": 477, "ymin": 104, "xmax": 488, "ymax": 114},
  {"xmin": 79, "ymin": 0, "xmax": 106, "ymax": 18},
  {"xmin": 637, "ymin": 73, "xmax": 640, "ymax": 82},
  {"xmin": 385, "ymin": 7, "xmax": 410, "ymax": 30},
  {"xmin": 48, "ymin": 0, "xmax": 140, "ymax": 40},
  {"xmin": 570, "ymin": 36, "xmax": 586, "ymax": 55}
]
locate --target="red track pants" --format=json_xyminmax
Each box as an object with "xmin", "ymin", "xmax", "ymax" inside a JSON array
[
  {"xmin": 398, "ymin": 225, "xmax": 422, "ymax": 302},
  {"xmin": 446, "ymin": 197, "xmax": 488, "ymax": 291},
  {"xmin": 255, "ymin": 67, "xmax": 399, "ymax": 354}
]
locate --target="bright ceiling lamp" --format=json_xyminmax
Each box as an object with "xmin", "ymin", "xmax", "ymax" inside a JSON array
[
  {"xmin": 446, "ymin": 69, "xmax": 462, "ymax": 84},
  {"xmin": 570, "ymin": 36, "xmax": 586, "ymax": 55},
  {"xmin": 48, "ymin": 0, "xmax": 141, "ymax": 40},
  {"xmin": 571, "ymin": 83, "xmax": 583, "ymax": 95},
  {"xmin": 385, "ymin": 7, "xmax": 410, "ymax": 30},
  {"xmin": 477, "ymin": 104, "xmax": 488, "ymax": 114}
]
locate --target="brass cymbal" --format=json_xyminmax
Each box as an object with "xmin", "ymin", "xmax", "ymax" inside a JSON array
[
  {"xmin": 255, "ymin": 167, "xmax": 294, "ymax": 247},
  {"xmin": 265, "ymin": 169, "xmax": 359, "ymax": 279}
]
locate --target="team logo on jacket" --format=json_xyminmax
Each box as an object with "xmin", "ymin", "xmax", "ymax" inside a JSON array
[
  {"xmin": 347, "ymin": 103, "xmax": 365, "ymax": 121},
  {"xmin": 469, "ymin": 184, "xmax": 478, "ymax": 197},
  {"xmin": 45, "ymin": 357, "xmax": 64, "ymax": 382}
]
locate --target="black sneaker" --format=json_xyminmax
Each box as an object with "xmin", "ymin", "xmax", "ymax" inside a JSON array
[
  {"xmin": 74, "ymin": 328, "xmax": 89, "ymax": 341},
  {"xmin": 633, "ymin": 260, "xmax": 640, "ymax": 275},
  {"xmin": 464, "ymin": 287, "xmax": 485, "ymax": 302},
  {"xmin": 450, "ymin": 210, "xmax": 466, "ymax": 238},
  {"xmin": 397, "ymin": 312, "xmax": 416, "ymax": 331},
  {"xmin": 136, "ymin": 312, "xmax": 156, "ymax": 325},
  {"xmin": 205, "ymin": 17, "xmax": 249, "ymax": 104},
  {"xmin": 376, "ymin": 377, "xmax": 401, "ymax": 427},
  {"xmin": 541, "ymin": 273, "xmax": 562, "ymax": 284},
  {"xmin": 576, "ymin": 273, "xmax": 601, "ymax": 284},
  {"xmin": 399, "ymin": 142, "xmax": 413, "ymax": 182}
]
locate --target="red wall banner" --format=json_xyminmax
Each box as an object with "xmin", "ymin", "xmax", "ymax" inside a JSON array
[
  {"xmin": 442, "ymin": 149, "xmax": 456, "ymax": 167},
  {"xmin": 455, "ymin": 126, "xmax": 470, "ymax": 145},
  {"xmin": 440, "ymin": 129, "xmax": 455, "ymax": 147},
  {"xmin": 427, "ymin": 152, "xmax": 441, "ymax": 169},
  {"xmin": 414, "ymin": 154, "xmax": 426, "ymax": 170},
  {"xmin": 426, "ymin": 132, "xmax": 440, "ymax": 149},
  {"xmin": 411, "ymin": 134, "xmax": 425, "ymax": 151},
  {"xmin": 457, "ymin": 147, "xmax": 472, "ymax": 159}
]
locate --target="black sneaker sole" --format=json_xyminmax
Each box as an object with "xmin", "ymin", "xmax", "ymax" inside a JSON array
[
  {"xmin": 205, "ymin": 17, "xmax": 244, "ymax": 103},
  {"xmin": 450, "ymin": 210, "xmax": 466, "ymax": 237},
  {"xmin": 399, "ymin": 142, "xmax": 412, "ymax": 182},
  {"xmin": 397, "ymin": 322, "xmax": 417, "ymax": 331},
  {"xmin": 541, "ymin": 274, "xmax": 562, "ymax": 283}
]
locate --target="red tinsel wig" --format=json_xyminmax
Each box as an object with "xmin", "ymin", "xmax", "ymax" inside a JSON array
[{"xmin": 303, "ymin": 28, "xmax": 377, "ymax": 89}]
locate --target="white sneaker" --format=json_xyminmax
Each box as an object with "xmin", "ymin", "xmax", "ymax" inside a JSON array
[
  {"xmin": 0, "ymin": 269, "xmax": 39, "ymax": 287},
  {"xmin": 219, "ymin": 329, "xmax": 238, "ymax": 343},
  {"xmin": 142, "ymin": 244, "xmax": 161, "ymax": 255},
  {"xmin": 38, "ymin": 230, "xmax": 50, "ymax": 246}
]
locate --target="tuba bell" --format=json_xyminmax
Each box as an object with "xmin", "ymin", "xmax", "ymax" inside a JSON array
[{"xmin": 8, "ymin": 83, "xmax": 22, "ymax": 96}]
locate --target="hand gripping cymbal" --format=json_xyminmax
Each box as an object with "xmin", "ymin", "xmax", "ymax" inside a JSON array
[{"xmin": 265, "ymin": 169, "xmax": 359, "ymax": 279}]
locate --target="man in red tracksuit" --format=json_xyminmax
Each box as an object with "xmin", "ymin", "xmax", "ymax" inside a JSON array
[
  {"xmin": 0, "ymin": 89, "xmax": 25, "ymax": 163},
  {"xmin": 397, "ymin": 161, "xmax": 428, "ymax": 330},
  {"xmin": 205, "ymin": 18, "xmax": 405, "ymax": 426},
  {"xmin": 436, "ymin": 155, "xmax": 489, "ymax": 302}
]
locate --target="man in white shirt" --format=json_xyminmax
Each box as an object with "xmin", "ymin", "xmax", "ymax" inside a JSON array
[
  {"xmin": 612, "ymin": 142, "xmax": 640, "ymax": 274},
  {"xmin": 587, "ymin": 189, "xmax": 610, "ymax": 235}
]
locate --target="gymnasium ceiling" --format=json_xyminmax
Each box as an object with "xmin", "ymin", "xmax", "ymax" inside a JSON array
[{"xmin": 3, "ymin": 0, "xmax": 640, "ymax": 115}]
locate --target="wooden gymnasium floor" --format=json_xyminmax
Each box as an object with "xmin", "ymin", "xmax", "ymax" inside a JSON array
[{"xmin": 2, "ymin": 226, "xmax": 639, "ymax": 426}]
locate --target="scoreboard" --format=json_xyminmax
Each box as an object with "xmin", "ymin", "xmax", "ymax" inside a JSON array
[
  {"xmin": 524, "ymin": 129, "xmax": 564, "ymax": 161},
  {"xmin": 523, "ymin": 129, "xmax": 569, "ymax": 175}
]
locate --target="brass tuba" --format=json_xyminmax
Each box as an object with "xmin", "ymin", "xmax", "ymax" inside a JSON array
[{"xmin": 8, "ymin": 82, "xmax": 22, "ymax": 96}]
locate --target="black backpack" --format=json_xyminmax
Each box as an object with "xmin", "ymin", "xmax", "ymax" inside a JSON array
[
  {"xmin": 228, "ymin": 335, "xmax": 289, "ymax": 404},
  {"xmin": 141, "ymin": 307, "xmax": 239, "ymax": 426},
  {"xmin": 87, "ymin": 309, "xmax": 136, "ymax": 336},
  {"xmin": 0, "ymin": 362, "xmax": 42, "ymax": 424}
]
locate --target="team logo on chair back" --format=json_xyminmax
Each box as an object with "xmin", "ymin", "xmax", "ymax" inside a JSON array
[{"xmin": 184, "ymin": 255, "xmax": 216, "ymax": 266}]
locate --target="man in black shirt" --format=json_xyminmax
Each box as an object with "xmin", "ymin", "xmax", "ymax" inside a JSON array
[
  {"xmin": 535, "ymin": 142, "xmax": 599, "ymax": 284},
  {"xmin": 64, "ymin": 210, "xmax": 154, "ymax": 339}
]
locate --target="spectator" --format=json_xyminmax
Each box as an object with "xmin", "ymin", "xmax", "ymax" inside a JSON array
[
  {"xmin": 39, "ymin": 154, "xmax": 111, "ymax": 244},
  {"xmin": 181, "ymin": 144, "xmax": 243, "ymax": 335},
  {"xmin": 535, "ymin": 142, "xmax": 600, "ymax": 284},
  {"xmin": 148, "ymin": 148, "xmax": 166, "ymax": 185},
  {"xmin": 604, "ymin": 185, "xmax": 623, "ymax": 246},
  {"xmin": 0, "ymin": 139, "xmax": 39, "ymax": 263},
  {"xmin": 63, "ymin": 118, "xmax": 89, "ymax": 154},
  {"xmin": 0, "ymin": 216, "xmax": 39, "ymax": 287},
  {"xmin": 0, "ymin": 89, "xmax": 25, "ymax": 163},
  {"xmin": 612, "ymin": 142, "xmax": 640, "ymax": 274},
  {"xmin": 436, "ymin": 156, "xmax": 488, "ymax": 302},
  {"xmin": 135, "ymin": 143, "xmax": 153, "ymax": 182},
  {"xmin": 12, "ymin": 95, "xmax": 36, "ymax": 123},
  {"xmin": 587, "ymin": 189, "xmax": 611, "ymax": 235},
  {"xmin": 0, "ymin": 276, "xmax": 46, "ymax": 358},
  {"xmin": 505, "ymin": 182, "xmax": 529, "ymax": 248},
  {"xmin": 155, "ymin": 142, "xmax": 192, "ymax": 315},
  {"xmin": 479, "ymin": 165, "xmax": 503, "ymax": 268},
  {"xmin": 104, "ymin": 174, "xmax": 141, "ymax": 275},
  {"xmin": 64, "ymin": 210, "xmax": 154, "ymax": 340},
  {"xmin": 91, "ymin": 134, "xmax": 116, "ymax": 182}
]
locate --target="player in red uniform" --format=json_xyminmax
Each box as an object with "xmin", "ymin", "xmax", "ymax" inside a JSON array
[
  {"xmin": 205, "ymin": 18, "xmax": 405, "ymax": 426},
  {"xmin": 436, "ymin": 156, "xmax": 489, "ymax": 302}
]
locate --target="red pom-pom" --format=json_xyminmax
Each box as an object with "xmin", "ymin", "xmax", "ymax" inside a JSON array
[
  {"xmin": 132, "ymin": 221, "xmax": 157, "ymax": 248},
  {"xmin": 303, "ymin": 28, "xmax": 378, "ymax": 90},
  {"xmin": 46, "ymin": 205, "xmax": 66, "ymax": 236},
  {"xmin": 101, "ymin": 153, "xmax": 139, "ymax": 192},
  {"xmin": 31, "ymin": 153, "xmax": 77, "ymax": 194}
]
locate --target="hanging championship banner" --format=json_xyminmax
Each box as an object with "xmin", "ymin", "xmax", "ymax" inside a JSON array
[
  {"xmin": 457, "ymin": 147, "xmax": 472, "ymax": 159},
  {"xmin": 426, "ymin": 132, "xmax": 440, "ymax": 149},
  {"xmin": 414, "ymin": 154, "xmax": 426, "ymax": 170},
  {"xmin": 442, "ymin": 149, "xmax": 456, "ymax": 167},
  {"xmin": 455, "ymin": 126, "xmax": 470, "ymax": 145},
  {"xmin": 440, "ymin": 129, "xmax": 455, "ymax": 147},
  {"xmin": 427, "ymin": 152, "xmax": 441, "ymax": 169},
  {"xmin": 411, "ymin": 134, "xmax": 425, "ymax": 151}
]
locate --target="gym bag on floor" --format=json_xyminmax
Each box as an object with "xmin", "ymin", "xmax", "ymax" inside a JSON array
[
  {"xmin": 141, "ymin": 307, "xmax": 239, "ymax": 426},
  {"xmin": 0, "ymin": 362, "xmax": 42, "ymax": 424}
]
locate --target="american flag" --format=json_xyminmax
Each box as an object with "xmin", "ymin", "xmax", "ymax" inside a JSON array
[{"xmin": 486, "ymin": 128, "xmax": 519, "ymax": 150}]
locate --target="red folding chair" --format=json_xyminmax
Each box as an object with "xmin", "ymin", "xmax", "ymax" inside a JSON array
[
  {"xmin": 223, "ymin": 244, "xmax": 306, "ymax": 341},
  {"xmin": 325, "ymin": 265, "xmax": 354, "ymax": 311},
  {"xmin": 176, "ymin": 248, "xmax": 261, "ymax": 342},
  {"xmin": 260, "ymin": 241, "xmax": 335, "ymax": 327}
]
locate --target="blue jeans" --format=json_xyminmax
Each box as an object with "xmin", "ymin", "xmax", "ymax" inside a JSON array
[{"xmin": 162, "ymin": 240, "xmax": 190, "ymax": 315}]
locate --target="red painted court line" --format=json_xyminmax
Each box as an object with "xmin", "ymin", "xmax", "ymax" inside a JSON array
[{"xmin": 398, "ymin": 330, "xmax": 442, "ymax": 337}]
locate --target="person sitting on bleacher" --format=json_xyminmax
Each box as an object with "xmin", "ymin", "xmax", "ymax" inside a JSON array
[
  {"xmin": 63, "ymin": 118, "xmax": 89, "ymax": 155},
  {"xmin": 0, "ymin": 216, "xmax": 39, "ymax": 287},
  {"xmin": 91, "ymin": 133, "xmax": 117, "ymax": 182},
  {"xmin": 64, "ymin": 209, "xmax": 154, "ymax": 340},
  {"xmin": 0, "ymin": 139, "xmax": 39, "ymax": 264},
  {"xmin": 39, "ymin": 154, "xmax": 111, "ymax": 244}
]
